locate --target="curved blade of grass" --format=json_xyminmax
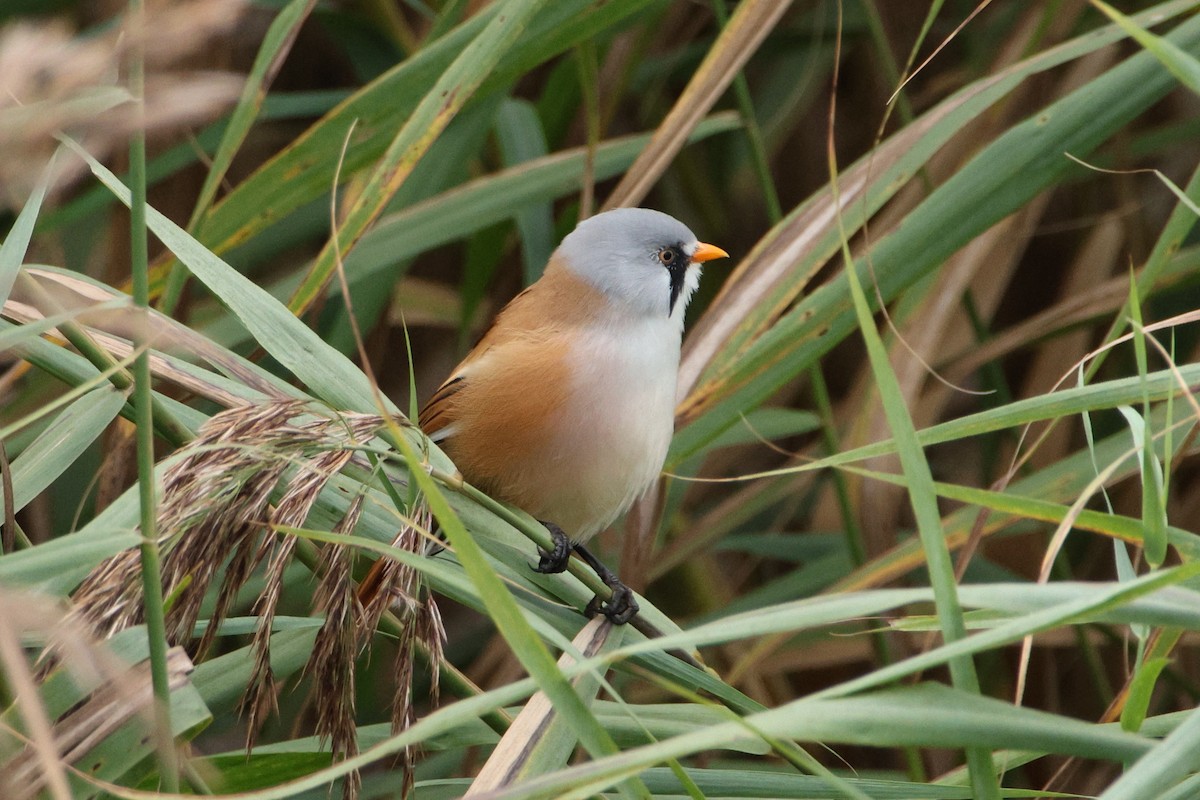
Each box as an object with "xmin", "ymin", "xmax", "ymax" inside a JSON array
[
  {"xmin": 159, "ymin": 0, "xmax": 316, "ymax": 314},
  {"xmin": 1099, "ymin": 703, "xmax": 1200, "ymax": 799},
  {"xmin": 38, "ymin": 90, "xmax": 347, "ymax": 239},
  {"xmin": 674, "ymin": 7, "xmax": 1200, "ymax": 462},
  {"xmin": 831, "ymin": 462, "xmax": 1200, "ymax": 563},
  {"xmin": 721, "ymin": 342, "xmax": 1200, "ymax": 478},
  {"xmin": 602, "ymin": 0, "xmax": 793, "ymax": 210},
  {"xmin": 193, "ymin": 114, "xmax": 738, "ymax": 352},
  {"xmin": 495, "ymin": 98, "xmax": 555, "ymax": 285},
  {"xmin": 637, "ymin": 767, "xmax": 1069, "ymax": 799},
  {"xmin": 383, "ymin": 426, "xmax": 640, "ymax": 797},
  {"xmin": 328, "ymin": 114, "xmax": 739, "ymax": 293},
  {"xmin": 1092, "ymin": 0, "xmax": 1200, "ymax": 95},
  {"xmin": 0, "ymin": 159, "xmax": 51, "ymax": 306},
  {"xmin": 44, "ymin": 633, "xmax": 209, "ymax": 797},
  {"xmin": 678, "ymin": 0, "xmax": 1200, "ymax": 402},
  {"xmin": 0, "ymin": 528, "xmax": 141, "ymax": 594},
  {"xmin": 61, "ymin": 137, "xmax": 422, "ymax": 421},
  {"xmin": 1117, "ymin": 405, "xmax": 1168, "ymax": 566},
  {"xmin": 189, "ymin": 628, "xmax": 319, "ymax": 715},
  {"xmin": 187, "ymin": 0, "xmax": 315, "ymax": 228},
  {"xmin": 470, "ymin": 620, "xmax": 624, "ymax": 791},
  {"xmin": 1085, "ymin": 163, "xmax": 1200, "ymax": 383},
  {"xmin": 479, "ymin": 684, "xmax": 1150, "ymax": 800},
  {"xmin": 829, "ymin": 389, "xmax": 1200, "ymax": 594},
  {"xmin": 830, "ymin": 116, "xmax": 997, "ymax": 799},
  {"xmin": 4, "ymin": 386, "xmax": 125, "ymax": 515},
  {"xmin": 1121, "ymin": 656, "xmax": 1171, "ymax": 733},
  {"xmin": 286, "ymin": 0, "xmax": 554, "ymax": 315},
  {"xmin": 187, "ymin": 0, "xmax": 663, "ymax": 263},
  {"xmin": 95, "ymin": 569, "xmax": 1200, "ymax": 800},
  {"xmin": 0, "ymin": 298, "xmax": 127, "ymax": 353}
]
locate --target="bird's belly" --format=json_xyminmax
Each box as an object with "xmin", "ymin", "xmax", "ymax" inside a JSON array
[{"xmin": 515, "ymin": 329, "xmax": 678, "ymax": 539}]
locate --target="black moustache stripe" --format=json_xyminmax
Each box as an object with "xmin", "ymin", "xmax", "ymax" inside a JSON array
[{"xmin": 667, "ymin": 260, "xmax": 686, "ymax": 316}]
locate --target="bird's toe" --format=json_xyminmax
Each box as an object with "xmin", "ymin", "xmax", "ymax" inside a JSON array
[{"xmin": 531, "ymin": 521, "xmax": 572, "ymax": 574}]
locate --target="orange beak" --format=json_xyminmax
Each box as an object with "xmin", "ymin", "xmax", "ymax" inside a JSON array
[{"xmin": 690, "ymin": 242, "xmax": 729, "ymax": 264}]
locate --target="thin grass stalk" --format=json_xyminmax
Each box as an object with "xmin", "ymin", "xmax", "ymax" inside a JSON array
[
  {"xmin": 161, "ymin": 0, "xmax": 317, "ymax": 317},
  {"xmin": 857, "ymin": 0, "xmax": 915, "ymax": 125},
  {"xmin": 127, "ymin": 0, "xmax": 177, "ymax": 789},
  {"xmin": 708, "ymin": 6, "xmax": 903, "ymax": 742},
  {"xmin": 602, "ymin": 0, "xmax": 794, "ymax": 210},
  {"xmin": 575, "ymin": 39, "xmax": 600, "ymax": 220},
  {"xmin": 835, "ymin": 177, "xmax": 1001, "ymax": 797},
  {"xmin": 827, "ymin": 3, "xmax": 997, "ymax": 795},
  {"xmin": 285, "ymin": 0, "xmax": 553, "ymax": 316},
  {"xmin": 708, "ymin": 0, "xmax": 780, "ymax": 222},
  {"xmin": 0, "ymin": 442, "xmax": 16, "ymax": 553},
  {"xmin": 1086, "ymin": 160, "xmax": 1200, "ymax": 382},
  {"xmin": 714, "ymin": 26, "xmax": 883, "ymax": 667}
]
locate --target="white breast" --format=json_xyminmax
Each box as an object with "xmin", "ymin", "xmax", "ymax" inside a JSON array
[{"xmin": 545, "ymin": 315, "xmax": 680, "ymax": 540}]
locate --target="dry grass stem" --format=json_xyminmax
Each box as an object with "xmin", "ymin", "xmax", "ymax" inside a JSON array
[
  {"xmin": 0, "ymin": 0, "xmax": 246, "ymax": 205},
  {"xmin": 0, "ymin": 587, "xmax": 190, "ymax": 799}
]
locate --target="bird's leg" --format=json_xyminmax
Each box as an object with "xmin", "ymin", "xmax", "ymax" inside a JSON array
[
  {"xmin": 532, "ymin": 521, "xmax": 572, "ymax": 574},
  {"xmin": 572, "ymin": 543, "xmax": 639, "ymax": 625},
  {"xmin": 529, "ymin": 523, "xmax": 639, "ymax": 624}
]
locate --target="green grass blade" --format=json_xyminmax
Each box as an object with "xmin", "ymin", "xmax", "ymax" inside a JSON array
[
  {"xmin": 198, "ymin": 115, "xmax": 738, "ymax": 354},
  {"xmin": 126, "ymin": 0, "xmax": 177, "ymax": 784},
  {"xmin": 159, "ymin": 0, "xmax": 316, "ymax": 315},
  {"xmin": 339, "ymin": 115, "xmax": 737, "ymax": 287},
  {"xmin": 4, "ymin": 386, "xmax": 124, "ymax": 514},
  {"xmin": 1100, "ymin": 703, "xmax": 1200, "ymax": 799},
  {"xmin": 383, "ymin": 425, "xmax": 640, "ymax": 795},
  {"xmin": 674, "ymin": 8, "xmax": 1200, "ymax": 462},
  {"xmin": 60, "ymin": 137, "xmax": 415, "ymax": 419},
  {"xmin": 678, "ymin": 0, "xmax": 1199, "ymax": 403},
  {"xmin": 188, "ymin": 0, "xmax": 662, "ymax": 264},
  {"xmin": 1121, "ymin": 656, "xmax": 1171, "ymax": 733},
  {"xmin": 285, "ymin": 0, "xmax": 554, "ymax": 315},
  {"xmin": 1092, "ymin": 0, "xmax": 1200, "ymax": 95},
  {"xmin": 188, "ymin": 0, "xmax": 315, "ymax": 229},
  {"xmin": 0, "ymin": 159, "xmax": 52, "ymax": 306},
  {"xmin": 747, "ymin": 360, "xmax": 1200, "ymax": 477},
  {"xmin": 0, "ymin": 528, "xmax": 141, "ymax": 593},
  {"xmin": 831, "ymin": 145, "xmax": 998, "ymax": 797},
  {"xmin": 495, "ymin": 98, "xmax": 555, "ymax": 285},
  {"xmin": 1127, "ymin": 273, "xmax": 1169, "ymax": 567}
]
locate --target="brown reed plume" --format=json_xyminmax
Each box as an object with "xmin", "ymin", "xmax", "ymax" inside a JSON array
[{"xmin": 72, "ymin": 400, "xmax": 443, "ymax": 799}]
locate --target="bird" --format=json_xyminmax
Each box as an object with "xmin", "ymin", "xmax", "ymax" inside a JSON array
[{"xmin": 370, "ymin": 208, "xmax": 727, "ymax": 624}]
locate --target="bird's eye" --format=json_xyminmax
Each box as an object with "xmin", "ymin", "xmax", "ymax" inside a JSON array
[{"xmin": 658, "ymin": 248, "xmax": 677, "ymax": 266}]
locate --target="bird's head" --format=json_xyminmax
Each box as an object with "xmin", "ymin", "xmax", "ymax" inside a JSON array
[{"xmin": 556, "ymin": 208, "xmax": 728, "ymax": 325}]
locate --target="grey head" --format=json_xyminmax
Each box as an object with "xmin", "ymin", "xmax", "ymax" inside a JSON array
[{"xmin": 556, "ymin": 207, "xmax": 721, "ymax": 324}]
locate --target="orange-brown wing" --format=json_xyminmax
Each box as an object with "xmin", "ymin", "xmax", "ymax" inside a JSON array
[
  {"xmin": 361, "ymin": 259, "xmax": 598, "ymax": 606},
  {"xmin": 416, "ymin": 258, "xmax": 590, "ymax": 443}
]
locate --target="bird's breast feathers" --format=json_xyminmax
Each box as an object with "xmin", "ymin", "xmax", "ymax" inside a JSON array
[{"xmin": 420, "ymin": 280, "xmax": 680, "ymax": 539}]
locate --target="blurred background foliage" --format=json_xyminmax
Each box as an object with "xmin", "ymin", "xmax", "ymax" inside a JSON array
[{"xmin": 4, "ymin": 0, "xmax": 1200, "ymax": 798}]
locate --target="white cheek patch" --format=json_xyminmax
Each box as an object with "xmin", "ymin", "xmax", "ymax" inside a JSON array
[{"xmin": 669, "ymin": 265, "xmax": 702, "ymax": 326}]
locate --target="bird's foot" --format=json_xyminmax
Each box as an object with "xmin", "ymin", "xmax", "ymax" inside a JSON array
[
  {"xmin": 584, "ymin": 578, "xmax": 639, "ymax": 625},
  {"xmin": 532, "ymin": 522, "xmax": 572, "ymax": 574},
  {"xmin": 574, "ymin": 543, "xmax": 640, "ymax": 625}
]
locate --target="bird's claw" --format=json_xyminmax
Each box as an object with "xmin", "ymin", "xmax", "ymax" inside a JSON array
[
  {"xmin": 532, "ymin": 522, "xmax": 571, "ymax": 574},
  {"xmin": 585, "ymin": 579, "xmax": 639, "ymax": 625},
  {"xmin": 529, "ymin": 525, "xmax": 640, "ymax": 624}
]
